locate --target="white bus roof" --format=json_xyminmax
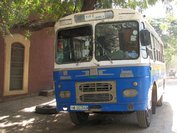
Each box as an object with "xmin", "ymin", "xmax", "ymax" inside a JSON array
[{"xmin": 55, "ymin": 8, "xmax": 143, "ymax": 30}]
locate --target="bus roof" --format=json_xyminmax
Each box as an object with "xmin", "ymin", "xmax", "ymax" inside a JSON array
[{"xmin": 55, "ymin": 8, "xmax": 143, "ymax": 30}]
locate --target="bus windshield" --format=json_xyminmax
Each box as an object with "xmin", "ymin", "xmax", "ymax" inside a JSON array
[
  {"xmin": 56, "ymin": 25, "xmax": 93, "ymax": 64},
  {"xmin": 95, "ymin": 21, "xmax": 139, "ymax": 61}
]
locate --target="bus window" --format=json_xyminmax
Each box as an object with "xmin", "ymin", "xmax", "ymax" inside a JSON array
[
  {"xmin": 95, "ymin": 21, "xmax": 139, "ymax": 61},
  {"xmin": 56, "ymin": 26, "xmax": 93, "ymax": 64},
  {"xmin": 56, "ymin": 39, "xmax": 64, "ymax": 63}
]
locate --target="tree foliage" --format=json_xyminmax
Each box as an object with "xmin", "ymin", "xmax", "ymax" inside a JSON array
[
  {"xmin": 0, "ymin": 0, "xmax": 81, "ymax": 34},
  {"xmin": 150, "ymin": 16, "xmax": 177, "ymax": 69},
  {"xmin": 0, "ymin": 0, "xmax": 160, "ymax": 35}
]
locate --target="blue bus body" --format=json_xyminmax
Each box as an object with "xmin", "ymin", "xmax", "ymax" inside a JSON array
[{"xmin": 54, "ymin": 65, "xmax": 164, "ymax": 112}]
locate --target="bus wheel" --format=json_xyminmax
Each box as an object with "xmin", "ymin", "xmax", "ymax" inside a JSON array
[
  {"xmin": 69, "ymin": 112, "xmax": 89, "ymax": 125},
  {"xmin": 152, "ymin": 102, "xmax": 156, "ymax": 114},
  {"xmin": 157, "ymin": 95, "xmax": 163, "ymax": 106},
  {"xmin": 152, "ymin": 89, "xmax": 157, "ymax": 114},
  {"xmin": 35, "ymin": 105, "xmax": 57, "ymax": 114},
  {"xmin": 136, "ymin": 109, "xmax": 152, "ymax": 128}
]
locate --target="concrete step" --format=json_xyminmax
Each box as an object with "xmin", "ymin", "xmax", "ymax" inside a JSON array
[{"xmin": 39, "ymin": 89, "xmax": 54, "ymax": 96}]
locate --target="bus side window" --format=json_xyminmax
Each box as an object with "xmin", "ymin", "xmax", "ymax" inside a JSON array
[{"xmin": 147, "ymin": 34, "xmax": 153, "ymax": 59}]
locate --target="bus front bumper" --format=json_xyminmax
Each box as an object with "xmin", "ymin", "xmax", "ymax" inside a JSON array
[{"xmin": 56, "ymin": 102, "xmax": 147, "ymax": 112}]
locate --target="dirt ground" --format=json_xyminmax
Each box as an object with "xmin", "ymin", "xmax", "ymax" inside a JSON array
[{"xmin": 0, "ymin": 79, "xmax": 177, "ymax": 133}]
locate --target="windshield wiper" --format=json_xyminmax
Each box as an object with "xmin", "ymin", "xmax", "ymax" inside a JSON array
[{"xmin": 96, "ymin": 40, "xmax": 113, "ymax": 64}]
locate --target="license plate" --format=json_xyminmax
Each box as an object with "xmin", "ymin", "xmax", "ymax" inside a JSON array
[{"xmin": 70, "ymin": 105, "xmax": 88, "ymax": 111}]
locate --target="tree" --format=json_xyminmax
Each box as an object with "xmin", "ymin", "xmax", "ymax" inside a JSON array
[
  {"xmin": 150, "ymin": 16, "xmax": 177, "ymax": 70},
  {"xmin": 0, "ymin": 0, "xmax": 79, "ymax": 34},
  {"xmin": 0, "ymin": 0, "xmax": 159, "ymax": 35}
]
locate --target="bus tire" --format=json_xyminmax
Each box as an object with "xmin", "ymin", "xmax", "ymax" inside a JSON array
[
  {"xmin": 69, "ymin": 112, "xmax": 89, "ymax": 125},
  {"xmin": 35, "ymin": 105, "xmax": 57, "ymax": 114},
  {"xmin": 152, "ymin": 102, "xmax": 156, "ymax": 114},
  {"xmin": 152, "ymin": 88, "xmax": 157, "ymax": 114},
  {"xmin": 157, "ymin": 95, "xmax": 163, "ymax": 106},
  {"xmin": 136, "ymin": 109, "xmax": 152, "ymax": 128}
]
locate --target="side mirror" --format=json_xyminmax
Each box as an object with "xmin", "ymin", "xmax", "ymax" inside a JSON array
[{"xmin": 140, "ymin": 29, "xmax": 151, "ymax": 46}]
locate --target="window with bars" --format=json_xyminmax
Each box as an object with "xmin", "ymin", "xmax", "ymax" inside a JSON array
[{"xmin": 10, "ymin": 43, "xmax": 24, "ymax": 91}]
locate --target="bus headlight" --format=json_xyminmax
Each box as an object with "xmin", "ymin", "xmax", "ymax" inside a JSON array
[
  {"xmin": 123, "ymin": 89, "xmax": 138, "ymax": 97},
  {"xmin": 60, "ymin": 91, "xmax": 71, "ymax": 98},
  {"xmin": 132, "ymin": 82, "xmax": 138, "ymax": 87}
]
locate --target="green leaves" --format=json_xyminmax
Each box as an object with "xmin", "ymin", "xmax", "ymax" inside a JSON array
[
  {"xmin": 113, "ymin": 0, "xmax": 158, "ymax": 9},
  {"xmin": 0, "ymin": 0, "xmax": 35, "ymax": 33},
  {"xmin": 0, "ymin": 0, "xmax": 77, "ymax": 34},
  {"xmin": 0, "ymin": 0, "xmax": 161, "ymax": 35},
  {"xmin": 151, "ymin": 16, "xmax": 177, "ymax": 68}
]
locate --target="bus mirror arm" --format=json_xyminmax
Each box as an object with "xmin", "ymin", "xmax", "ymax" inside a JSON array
[
  {"xmin": 146, "ymin": 47, "xmax": 149, "ymax": 57},
  {"xmin": 140, "ymin": 29, "xmax": 151, "ymax": 46},
  {"xmin": 142, "ymin": 46, "xmax": 149, "ymax": 59}
]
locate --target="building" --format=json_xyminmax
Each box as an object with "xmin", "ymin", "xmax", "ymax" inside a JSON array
[{"xmin": 0, "ymin": 28, "xmax": 54, "ymax": 101}]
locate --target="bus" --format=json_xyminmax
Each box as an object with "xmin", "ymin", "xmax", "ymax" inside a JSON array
[{"xmin": 53, "ymin": 8, "xmax": 166, "ymax": 128}]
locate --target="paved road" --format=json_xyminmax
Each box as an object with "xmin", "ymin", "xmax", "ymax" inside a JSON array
[{"xmin": 0, "ymin": 79, "xmax": 177, "ymax": 133}]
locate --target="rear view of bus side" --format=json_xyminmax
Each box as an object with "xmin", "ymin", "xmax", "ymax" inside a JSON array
[{"xmin": 53, "ymin": 9, "xmax": 166, "ymax": 128}]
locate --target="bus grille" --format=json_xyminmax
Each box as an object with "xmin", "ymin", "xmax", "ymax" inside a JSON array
[
  {"xmin": 79, "ymin": 82, "xmax": 112, "ymax": 92},
  {"xmin": 76, "ymin": 81, "xmax": 116, "ymax": 103}
]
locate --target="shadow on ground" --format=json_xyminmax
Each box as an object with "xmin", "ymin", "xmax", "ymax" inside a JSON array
[{"xmin": 0, "ymin": 94, "xmax": 175, "ymax": 133}]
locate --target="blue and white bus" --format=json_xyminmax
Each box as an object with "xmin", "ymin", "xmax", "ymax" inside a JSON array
[{"xmin": 53, "ymin": 9, "xmax": 166, "ymax": 128}]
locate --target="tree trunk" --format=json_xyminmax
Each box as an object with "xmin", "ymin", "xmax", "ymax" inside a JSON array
[{"xmin": 81, "ymin": 0, "xmax": 97, "ymax": 11}]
